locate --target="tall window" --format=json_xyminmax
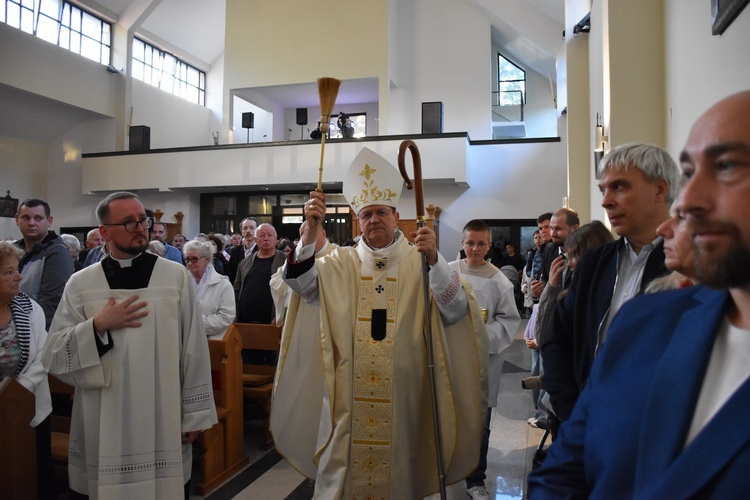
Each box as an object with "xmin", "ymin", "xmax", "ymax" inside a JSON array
[
  {"xmin": 132, "ymin": 37, "xmax": 206, "ymax": 106},
  {"xmin": 497, "ymin": 53, "xmax": 525, "ymax": 106},
  {"xmin": 1, "ymin": 0, "xmax": 111, "ymax": 65}
]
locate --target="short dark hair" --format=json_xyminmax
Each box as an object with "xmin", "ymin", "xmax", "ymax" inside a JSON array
[
  {"xmin": 537, "ymin": 212, "xmax": 553, "ymax": 224},
  {"xmin": 18, "ymin": 198, "xmax": 51, "ymax": 217},
  {"xmin": 96, "ymin": 192, "xmax": 140, "ymax": 224},
  {"xmin": 241, "ymin": 217, "xmax": 258, "ymax": 226}
]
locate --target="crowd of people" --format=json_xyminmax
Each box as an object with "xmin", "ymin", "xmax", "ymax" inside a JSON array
[{"xmin": 3, "ymin": 91, "xmax": 750, "ymax": 498}]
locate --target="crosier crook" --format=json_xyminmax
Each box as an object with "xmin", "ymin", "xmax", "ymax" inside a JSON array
[{"xmin": 397, "ymin": 140, "xmax": 447, "ymax": 500}]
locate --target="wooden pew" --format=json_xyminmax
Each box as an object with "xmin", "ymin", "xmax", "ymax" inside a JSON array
[
  {"xmin": 227, "ymin": 323, "xmax": 282, "ymax": 450},
  {"xmin": 197, "ymin": 327, "xmax": 249, "ymax": 494},
  {"xmin": 0, "ymin": 378, "xmax": 37, "ymax": 500},
  {"xmin": 48, "ymin": 374, "xmax": 74, "ymax": 492}
]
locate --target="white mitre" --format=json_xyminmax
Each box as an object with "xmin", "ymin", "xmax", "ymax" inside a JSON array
[{"xmin": 343, "ymin": 147, "xmax": 404, "ymax": 214}]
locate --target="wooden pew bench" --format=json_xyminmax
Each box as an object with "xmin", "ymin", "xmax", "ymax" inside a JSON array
[
  {"xmin": 48, "ymin": 374, "xmax": 74, "ymax": 492},
  {"xmin": 197, "ymin": 327, "xmax": 249, "ymax": 494},
  {"xmin": 226, "ymin": 323, "xmax": 282, "ymax": 451}
]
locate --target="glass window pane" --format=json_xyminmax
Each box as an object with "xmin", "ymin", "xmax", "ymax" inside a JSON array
[
  {"xmin": 132, "ymin": 60, "xmax": 144, "ymax": 81},
  {"xmin": 247, "ymin": 196, "xmax": 277, "ymax": 214},
  {"xmin": 20, "ymin": 8, "xmax": 33, "ymax": 33},
  {"xmin": 211, "ymin": 197, "xmax": 237, "ymax": 216},
  {"xmin": 21, "ymin": 0, "xmax": 34, "ymax": 8},
  {"xmin": 70, "ymin": 6, "xmax": 80, "ymax": 31},
  {"xmin": 59, "ymin": 26, "xmax": 69, "ymax": 48},
  {"xmin": 40, "ymin": 0, "xmax": 61, "ymax": 18},
  {"xmin": 187, "ymin": 85, "xmax": 198, "ymax": 103},
  {"xmin": 132, "ymin": 39, "xmax": 142, "ymax": 60},
  {"xmin": 81, "ymin": 36, "xmax": 99, "ymax": 62},
  {"xmin": 102, "ymin": 45, "xmax": 110, "ymax": 64},
  {"xmin": 37, "ymin": 16, "xmax": 59, "ymax": 44},
  {"xmin": 70, "ymin": 31, "xmax": 80, "ymax": 53},
  {"xmin": 161, "ymin": 73, "xmax": 174, "ymax": 92},
  {"xmin": 6, "ymin": 4, "xmax": 19, "ymax": 28},
  {"xmin": 61, "ymin": 4, "xmax": 69, "ymax": 25},
  {"xmin": 101, "ymin": 22, "xmax": 110, "ymax": 46},
  {"xmin": 81, "ymin": 12, "xmax": 99, "ymax": 40}
]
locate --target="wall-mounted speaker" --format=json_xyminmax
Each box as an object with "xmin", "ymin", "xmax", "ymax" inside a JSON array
[
  {"xmin": 422, "ymin": 102, "xmax": 443, "ymax": 134},
  {"xmin": 296, "ymin": 108, "xmax": 308, "ymax": 126},
  {"xmin": 242, "ymin": 112, "xmax": 254, "ymax": 129},
  {"xmin": 129, "ymin": 125, "xmax": 150, "ymax": 151}
]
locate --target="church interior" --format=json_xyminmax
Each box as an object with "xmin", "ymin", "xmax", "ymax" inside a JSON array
[{"xmin": 1, "ymin": 0, "xmax": 749, "ymax": 498}]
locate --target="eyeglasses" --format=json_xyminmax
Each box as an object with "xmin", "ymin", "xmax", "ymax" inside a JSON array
[
  {"xmin": 185, "ymin": 256, "xmax": 205, "ymax": 264},
  {"xmin": 103, "ymin": 217, "xmax": 153, "ymax": 233},
  {"xmin": 358, "ymin": 208, "xmax": 393, "ymax": 221},
  {"xmin": 463, "ymin": 241, "xmax": 488, "ymax": 249}
]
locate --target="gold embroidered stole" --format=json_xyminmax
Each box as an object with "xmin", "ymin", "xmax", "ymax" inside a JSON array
[{"xmin": 349, "ymin": 236, "xmax": 410, "ymax": 498}]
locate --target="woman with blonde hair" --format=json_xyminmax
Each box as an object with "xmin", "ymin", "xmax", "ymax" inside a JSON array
[{"xmin": 0, "ymin": 241, "xmax": 53, "ymax": 497}]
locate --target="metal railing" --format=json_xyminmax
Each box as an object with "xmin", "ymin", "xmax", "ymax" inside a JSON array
[{"xmin": 492, "ymin": 90, "xmax": 525, "ymax": 122}]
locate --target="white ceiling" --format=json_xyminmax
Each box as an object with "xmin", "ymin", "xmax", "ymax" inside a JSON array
[{"xmin": 0, "ymin": 0, "xmax": 564, "ymax": 144}]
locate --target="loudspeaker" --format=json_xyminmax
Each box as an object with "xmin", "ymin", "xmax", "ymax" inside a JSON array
[
  {"xmin": 129, "ymin": 125, "xmax": 150, "ymax": 151},
  {"xmin": 242, "ymin": 112, "xmax": 254, "ymax": 129},
  {"xmin": 296, "ymin": 108, "xmax": 308, "ymax": 126},
  {"xmin": 422, "ymin": 102, "xmax": 443, "ymax": 134}
]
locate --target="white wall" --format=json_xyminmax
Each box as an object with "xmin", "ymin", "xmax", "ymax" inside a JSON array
[
  {"xmin": 490, "ymin": 41, "xmax": 559, "ymax": 138},
  {"xmin": 388, "ymin": 0, "xmax": 492, "ymax": 139},
  {"xmin": 0, "ymin": 24, "xmax": 121, "ymax": 118},
  {"xmin": 438, "ymin": 140, "xmax": 568, "ymax": 259},
  {"xmin": 131, "ymin": 80, "xmax": 214, "ymax": 148},
  {"xmin": 664, "ymin": 0, "xmax": 750, "ymax": 155},
  {"xmin": 0, "ymin": 137, "xmax": 48, "ymax": 240}
]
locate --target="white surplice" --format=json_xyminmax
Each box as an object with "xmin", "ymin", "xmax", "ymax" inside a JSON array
[
  {"xmin": 448, "ymin": 259, "xmax": 521, "ymax": 406},
  {"xmin": 43, "ymin": 257, "xmax": 217, "ymax": 499}
]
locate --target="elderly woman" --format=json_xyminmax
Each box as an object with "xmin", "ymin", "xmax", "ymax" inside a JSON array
[
  {"xmin": 60, "ymin": 233, "xmax": 84, "ymax": 272},
  {"xmin": 0, "ymin": 241, "xmax": 53, "ymax": 496},
  {"xmin": 183, "ymin": 240, "xmax": 235, "ymax": 338}
]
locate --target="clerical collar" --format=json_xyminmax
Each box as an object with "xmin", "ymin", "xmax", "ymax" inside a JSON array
[
  {"xmin": 361, "ymin": 230, "xmax": 401, "ymax": 252},
  {"xmin": 109, "ymin": 253, "xmax": 143, "ymax": 268}
]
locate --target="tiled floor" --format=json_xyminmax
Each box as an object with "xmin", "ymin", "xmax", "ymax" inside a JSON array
[{"xmin": 196, "ymin": 319, "xmax": 546, "ymax": 500}]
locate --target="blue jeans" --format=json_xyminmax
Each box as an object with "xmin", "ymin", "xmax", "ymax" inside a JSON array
[{"xmin": 465, "ymin": 408, "xmax": 492, "ymax": 488}]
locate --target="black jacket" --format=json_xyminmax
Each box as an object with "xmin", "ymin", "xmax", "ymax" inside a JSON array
[{"xmin": 541, "ymin": 237, "xmax": 669, "ymax": 421}]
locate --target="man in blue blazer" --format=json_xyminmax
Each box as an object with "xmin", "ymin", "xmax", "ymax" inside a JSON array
[{"xmin": 529, "ymin": 90, "xmax": 750, "ymax": 497}]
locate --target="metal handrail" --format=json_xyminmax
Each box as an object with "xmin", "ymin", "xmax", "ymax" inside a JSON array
[{"xmin": 491, "ymin": 90, "xmax": 525, "ymax": 121}]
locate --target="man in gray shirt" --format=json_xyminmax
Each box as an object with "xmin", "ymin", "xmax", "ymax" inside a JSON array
[{"xmin": 14, "ymin": 198, "xmax": 73, "ymax": 329}]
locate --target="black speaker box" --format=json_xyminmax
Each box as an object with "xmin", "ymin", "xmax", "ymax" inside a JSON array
[
  {"xmin": 242, "ymin": 112, "xmax": 254, "ymax": 129},
  {"xmin": 422, "ymin": 102, "xmax": 443, "ymax": 134},
  {"xmin": 296, "ymin": 108, "xmax": 308, "ymax": 126},
  {"xmin": 129, "ymin": 125, "xmax": 150, "ymax": 151}
]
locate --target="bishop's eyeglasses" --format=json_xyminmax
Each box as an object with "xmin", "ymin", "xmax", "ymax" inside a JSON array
[{"xmin": 103, "ymin": 217, "xmax": 153, "ymax": 233}]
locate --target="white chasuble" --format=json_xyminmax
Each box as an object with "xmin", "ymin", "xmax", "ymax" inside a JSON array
[
  {"xmin": 43, "ymin": 259, "xmax": 217, "ymax": 500},
  {"xmin": 275, "ymin": 234, "xmax": 487, "ymax": 499}
]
